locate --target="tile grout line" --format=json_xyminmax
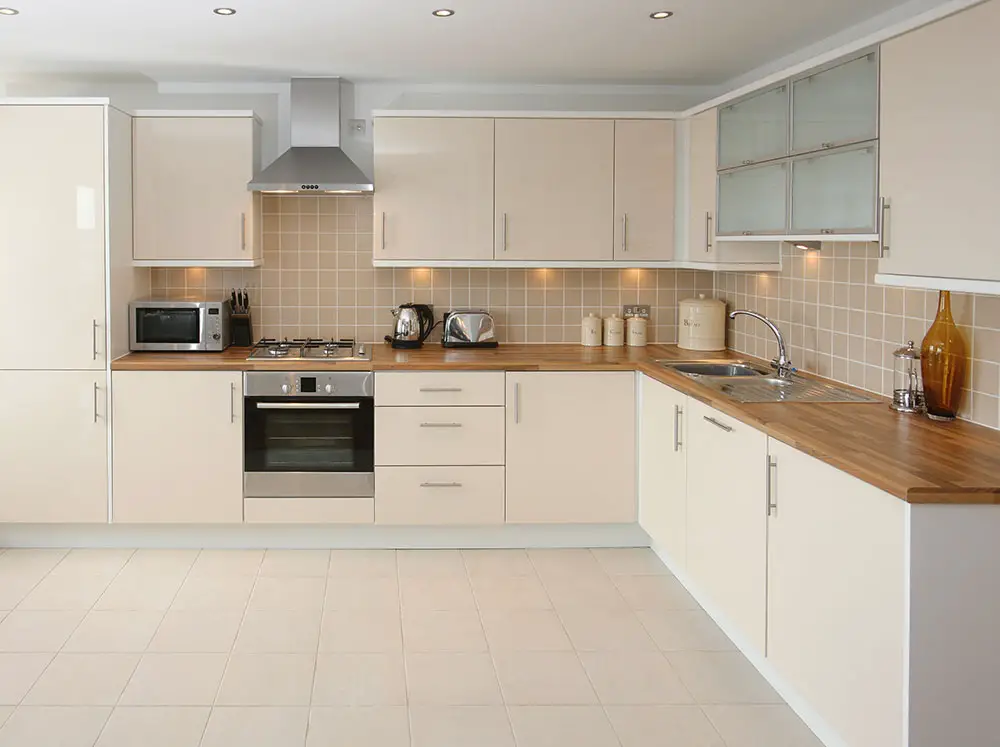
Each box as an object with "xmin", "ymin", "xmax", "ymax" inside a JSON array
[{"xmin": 303, "ymin": 551, "xmax": 335, "ymax": 746}]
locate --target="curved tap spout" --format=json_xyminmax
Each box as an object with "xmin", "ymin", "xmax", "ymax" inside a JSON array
[{"xmin": 728, "ymin": 310, "xmax": 794, "ymax": 378}]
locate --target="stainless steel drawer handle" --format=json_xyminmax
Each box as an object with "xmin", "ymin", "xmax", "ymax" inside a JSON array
[
  {"xmin": 419, "ymin": 387, "xmax": 463, "ymax": 393},
  {"xmin": 621, "ymin": 213, "xmax": 628, "ymax": 253},
  {"xmin": 703, "ymin": 416, "xmax": 733, "ymax": 433},
  {"xmin": 705, "ymin": 212, "xmax": 713, "ymax": 252},
  {"xmin": 419, "ymin": 422, "xmax": 463, "ymax": 428},
  {"xmin": 93, "ymin": 382, "xmax": 99, "ymax": 424},
  {"xmin": 766, "ymin": 456, "xmax": 778, "ymax": 516},
  {"xmin": 240, "ymin": 213, "xmax": 247, "ymax": 251},
  {"xmin": 501, "ymin": 212, "xmax": 508, "ymax": 252},
  {"xmin": 878, "ymin": 197, "xmax": 890, "ymax": 258},
  {"xmin": 230, "ymin": 382, "xmax": 236, "ymax": 423},
  {"xmin": 420, "ymin": 482, "xmax": 463, "ymax": 488},
  {"xmin": 256, "ymin": 402, "xmax": 361, "ymax": 410},
  {"xmin": 380, "ymin": 212, "xmax": 386, "ymax": 251},
  {"xmin": 92, "ymin": 319, "xmax": 99, "ymax": 361},
  {"xmin": 673, "ymin": 404, "xmax": 683, "ymax": 452}
]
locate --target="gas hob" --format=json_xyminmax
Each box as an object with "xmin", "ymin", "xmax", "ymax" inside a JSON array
[{"xmin": 246, "ymin": 338, "xmax": 371, "ymax": 362}]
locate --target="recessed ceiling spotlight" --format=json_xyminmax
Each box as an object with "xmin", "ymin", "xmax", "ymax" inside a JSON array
[
  {"xmin": 213, "ymin": 7, "xmax": 236, "ymax": 15},
  {"xmin": 432, "ymin": 8, "xmax": 455, "ymax": 17},
  {"xmin": 0, "ymin": 7, "xmax": 20, "ymax": 15},
  {"xmin": 649, "ymin": 10, "xmax": 674, "ymax": 19}
]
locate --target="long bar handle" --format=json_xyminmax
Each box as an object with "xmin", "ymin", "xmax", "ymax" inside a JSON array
[
  {"xmin": 420, "ymin": 482, "xmax": 463, "ymax": 488},
  {"xmin": 705, "ymin": 212, "xmax": 714, "ymax": 253},
  {"xmin": 93, "ymin": 382, "xmax": 99, "ymax": 424},
  {"xmin": 766, "ymin": 456, "xmax": 778, "ymax": 516},
  {"xmin": 92, "ymin": 319, "xmax": 99, "ymax": 361},
  {"xmin": 230, "ymin": 382, "xmax": 236, "ymax": 423},
  {"xmin": 673, "ymin": 404, "xmax": 683, "ymax": 452},
  {"xmin": 621, "ymin": 213, "xmax": 628, "ymax": 253},
  {"xmin": 419, "ymin": 422, "xmax": 463, "ymax": 428},
  {"xmin": 380, "ymin": 212, "xmax": 386, "ymax": 251},
  {"xmin": 703, "ymin": 415, "xmax": 732, "ymax": 433},
  {"xmin": 513, "ymin": 382, "xmax": 520, "ymax": 424},
  {"xmin": 240, "ymin": 213, "xmax": 247, "ymax": 251},
  {"xmin": 255, "ymin": 402, "xmax": 361, "ymax": 410},
  {"xmin": 501, "ymin": 212, "xmax": 508, "ymax": 252},
  {"xmin": 419, "ymin": 387, "xmax": 463, "ymax": 393},
  {"xmin": 878, "ymin": 197, "xmax": 890, "ymax": 259}
]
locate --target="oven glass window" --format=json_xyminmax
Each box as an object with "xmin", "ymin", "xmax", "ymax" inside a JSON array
[
  {"xmin": 244, "ymin": 398, "xmax": 374, "ymax": 473},
  {"xmin": 135, "ymin": 308, "xmax": 200, "ymax": 344}
]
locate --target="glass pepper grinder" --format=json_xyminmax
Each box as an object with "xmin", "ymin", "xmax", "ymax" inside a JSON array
[{"xmin": 890, "ymin": 340, "xmax": 925, "ymax": 413}]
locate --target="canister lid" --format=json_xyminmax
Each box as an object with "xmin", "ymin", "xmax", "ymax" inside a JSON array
[
  {"xmin": 680, "ymin": 294, "xmax": 726, "ymax": 310},
  {"xmin": 893, "ymin": 340, "xmax": 921, "ymax": 360}
]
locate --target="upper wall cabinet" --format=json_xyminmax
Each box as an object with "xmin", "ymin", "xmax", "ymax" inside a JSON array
[
  {"xmin": 878, "ymin": 0, "xmax": 1000, "ymax": 286},
  {"xmin": 718, "ymin": 84, "xmax": 788, "ymax": 169},
  {"xmin": 614, "ymin": 119, "xmax": 676, "ymax": 261},
  {"xmin": 374, "ymin": 117, "xmax": 495, "ymax": 262},
  {"xmin": 133, "ymin": 113, "xmax": 262, "ymax": 267},
  {"xmin": 791, "ymin": 52, "xmax": 878, "ymax": 154}
]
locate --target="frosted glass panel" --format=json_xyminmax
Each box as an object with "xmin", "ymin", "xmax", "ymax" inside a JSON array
[
  {"xmin": 792, "ymin": 53, "xmax": 878, "ymax": 153},
  {"xmin": 791, "ymin": 146, "xmax": 877, "ymax": 233},
  {"xmin": 718, "ymin": 85, "xmax": 789, "ymax": 169},
  {"xmin": 718, "ymin": 162, "xmax": 788, "ymax": 234}
]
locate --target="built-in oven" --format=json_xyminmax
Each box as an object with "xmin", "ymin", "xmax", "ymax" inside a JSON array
[
  {"xmin": 243, "ymin": 371, "xmax": 374, "ymax": 499},
  {"xmin": 130, "ymin": 297, "xmax": 231, "ymax": 352}
]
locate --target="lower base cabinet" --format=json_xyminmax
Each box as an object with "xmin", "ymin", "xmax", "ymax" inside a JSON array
[
  {"xmin": 112, "ymin": 371, "xmax": 243, "ymax": 523},
  {"xmin": 0, "ymin": 371, "xmax": 108, "ymax": 523},
  {"xmin": 376, "ymin": 466, "xmax": 505, "ymax": 525}
]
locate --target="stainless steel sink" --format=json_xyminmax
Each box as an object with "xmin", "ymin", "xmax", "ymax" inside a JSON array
[
  {"xmin": 698, "ymin": 376, "xmax": 880, "ymax": 404},
  {"xmin": 657, "ymin": 361, "xmax": 771, "ymax": 377}
]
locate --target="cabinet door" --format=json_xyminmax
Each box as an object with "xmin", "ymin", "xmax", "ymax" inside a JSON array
[
  {"xmin": 614, "ymin": 120, "xmax": 675, "ymax": 261},
  {"xmin": 495, "ymin": 119, "xmax": 614, "ymax": 261},
  {"xmin": 0, "ymin": 371, "xmax": 108, "ymax": 523},
  {"xmin": 717, "ymin": 161, "xmax": 789, "ymax": 235},
  {"xmin": 685, "ymin": 398, "xmax": 768, "ymax": 652},
  {"xmin": 506, "ymin": 372, "xmax": 635, "ymax": 523},
  {"xmin": 879, "ymin": 0, "xmax": 1000, "ymax": 280},
  {"xmin": 133, "ymin": 116, "xmax": 258, "ymax": 263},
  {"xmin": 0, "ymin": 105, "xmax": 106, "ymax": 370},
  {"xmin": 792, "ymin": 52, "xmax": 878, "ymax": 154},
  {"xmin": 638, "ymin": 375, "xmax": 687, "ymax": 566},
  {"xmin": 112, "ymin": 371, "xmax": 243, "ymax": 523},
  {"xmin": 767, "ymin": 439, "xmax": 905, "ymax": 747},
  {"xmin": 718, "ymin": 85, "xmax": 789, "ymax": 169},
  {"xmin": 688, "ymin": 109, "xmax": 718, "ymax": 260},
  {"xmin": 374, "ymin": 117, "xmax": 495, "ymax": 261},
  {"xmin": 791, "ymin": 144, "xmax": 878, "ymax": 234}
]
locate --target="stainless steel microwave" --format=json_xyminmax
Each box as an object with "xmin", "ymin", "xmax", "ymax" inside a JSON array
[{"xmin": 130, "ymin": 297, "xmax": 232, "ymax": 352}]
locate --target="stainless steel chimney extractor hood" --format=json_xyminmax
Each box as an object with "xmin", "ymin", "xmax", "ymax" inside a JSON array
[{"xmin": 248, "ymin": 78, "xmax": 373, "ymax": 194}]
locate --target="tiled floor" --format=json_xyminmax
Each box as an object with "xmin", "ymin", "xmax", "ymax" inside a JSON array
[{"xmin": 0, "ymin": 547, "xmax": 823, "ymax": 746}]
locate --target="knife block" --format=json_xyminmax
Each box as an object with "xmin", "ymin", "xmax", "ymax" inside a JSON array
[{"xmin": 231, "ymin": 313, "xmax": 254, "ymax": 348}]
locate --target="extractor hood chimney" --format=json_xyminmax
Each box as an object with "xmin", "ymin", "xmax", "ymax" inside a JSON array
[{"xmin": 248, "ymin": 78, "xmax": 373, "ymax": 194}]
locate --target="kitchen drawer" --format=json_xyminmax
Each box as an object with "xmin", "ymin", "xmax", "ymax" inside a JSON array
[
  {"xmin": 375, "ymin": 406, "xmax": 505, "ymax": 466},
  {"xmin": 243, "ymin": 498, "xmax": 374, "ymax": 524},
  {"xmin": 375, "ymin": 371, "xmax": 505, "ymax": 407},
  {"xmin": 375, "ymin": 466, "xmax": 505, "ymax": 525}
]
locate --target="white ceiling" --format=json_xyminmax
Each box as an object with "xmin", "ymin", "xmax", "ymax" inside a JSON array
[{"xmin": 0, "ymin": 0, "xmax": 931, "ymax": 85}]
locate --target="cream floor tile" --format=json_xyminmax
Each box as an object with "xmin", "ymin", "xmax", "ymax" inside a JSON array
[
  {"xmin": 50, "ymin": 549, "xmax": 133, "ymax": 578},
  {"xmin": 405, "ymin": 653, "xmax": 503, "ymax": 705},
  {"xmin": 0, "ymin": 708, "xmax": 8, "ymax": 728},
  {"xmin": 614, "ymin": 574, "xmax": 700, "ymax": 611},
  {"xmin": 637, "ymin": 609, "xmax": 736, "ymax": 652},
  {"xmin": 0, "ymin": 653, "xmax": 53, "ymax": 704},
  {"xmin": 528, "ymin": 549, "xmax": 607, "ymax": 578},
  {"xmin": 0, "ymin": 610, "xmax": 85, "ymax": 652},
  {"xmin": 591, "ymin": 548, "xmax": 669, "ymax": 576},
  {"xmin": 397, "ymin": 550, "xmax": 467, "ymax": 578},
  {"xmin": 95, "ymin": 706, "xmax": 210, "ymax": 747},
  {"xmin": 541, "ymin": 574, "xmax": 628, "ymax": 610},
  {"xmin": 122, "ymin": 550, "xmax": 198, "ymax": 576},
  {"xmin": 260, "ymin": 550, "xmax": 331, "ymax": 578},
  {"xmin": 248, "ymin": 576, "xmax": 326, "ymax": 611},
  {"xmin": 0, "ymin": 706, "xmax": 110, "ymax": 747},
  {"xmin": 410, "ymin": 705, "xmax": 515, "ymax": 747},
  {"xmin": 23, "ymin": 653, "xmax": 139, "ymax": 706},
  {"xmin": 327, "ymin": 550, "xmax": 397, "ymax": 579},
  {"xmin": 703, "ymin": 705, "xmax": 824, "ymax": 747},
  {"xmin": 0, "ymin": 574, "xmax": 39, "ymax": 610},
  {"xmin": 119, "ymin": 653, "xmax": 228, "ymax": 706},
  {"xmin": 306, "ymin": 706, "xmax": 409, "ymax": 747},
  {"xmin": 235, "ymin": 609, "xmax": 321, "ymax": 653},
  {"xmin": 667, "ymin": 651, "xmax": 783, "ymax": 705},
  {"xmin": 402, "ymin": 609, "xmax": 487, "ymax": 652},
  {"xmin": 319, "ymin": 610, "xmax": 402, "ymax": 653},
  {"xmin": 95, "ymin": 573, "xmax": 186, "ymax": 611},
  {"xmin": 64, "ymin": 611, "xmax": 163, "ymax": 653},
  {"xmin": 491, "ymin": 650, "xmax": 598, "ymax": 705},
  {"xmin": 558, "ymin": 607, "xmax": 656, "ymax": 651},
  {"xmin": 324, "ymin": 577, "xmax": 400, "ymax": 610},
  {"xmin": 312, "ymin": 653, "xmax": 407, "ymax": 706},
  {"xmin": 461, "ymin": 549, "xmax": 535, "ymax": 578},
  {"xmin": 0, "ymin": 549, "xmax": 67, "ymax": 576},
  {"xmin": 201, "ymin": 706, "xmax": 308, "ymax": 747},
  {"xmin": 16, "ymin": 574, "xmax": 113, "ymax": 611},
  {"xmin": 188, "ymin": 550, "xmax": 264, "ymax": 577},
  {"xmin": 149, "ymin": 609, "xmax": 244, "ymax": 653},
  {"xmin": 480, "ymin": 609, "xmax": 573, "ymax": 651},
  {"xmin": 399, "ymin": 576, "xmax": 477, "ymax": 611},
  {"xmin": 170, "ymin": 574, "xmax": 256, "ymax": 611},
  {"xmin": 470, "ymin": 575, "xmax": 552, "ymax": 610},
  {"xmin": 606, "ymin": 705, "xmax": 725, "ymax": 747},
  {"xmin": 508, "ymin": 705, "xmax": 620, "ymax": 747},
  {"xmin": 579, "ymin": 651, "xmax": 693, "ymax": 705},
  {"xmin": 216, "ymin": 653, "xmax": 315, "ymax": 706}
]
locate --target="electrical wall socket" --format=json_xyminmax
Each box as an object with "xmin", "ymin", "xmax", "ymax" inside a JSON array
[{"xmin": 623, "ymin": 305, "xmax": 651, "ymax": 319}]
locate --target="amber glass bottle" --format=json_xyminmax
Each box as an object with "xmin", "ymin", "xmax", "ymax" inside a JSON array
[{"xmin": 920, "ymin": 291, "xmax": 967, "ymax": 421}]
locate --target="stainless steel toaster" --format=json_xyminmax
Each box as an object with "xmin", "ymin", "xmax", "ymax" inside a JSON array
[{"xmin": 442, "ymin": 310, "xmax": 498, "ymax": 348}]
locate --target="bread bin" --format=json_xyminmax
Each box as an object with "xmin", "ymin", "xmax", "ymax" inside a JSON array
[{"xmin": 678, "ymin": 295, "xmax": 727, "ymax": 351}]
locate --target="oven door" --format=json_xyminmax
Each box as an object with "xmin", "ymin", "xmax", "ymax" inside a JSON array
[
  {"xmin": 244, "ymin": 396, "xmax": 375, "ymax": 498},
  {"xmin": 131, "ymin": 305, "xmax": 206, "ymax": 351}
]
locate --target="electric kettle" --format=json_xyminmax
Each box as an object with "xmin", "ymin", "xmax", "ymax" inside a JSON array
[{"xmin": 386, "ymin": 303, "xmax": 435, "ymax": 349}]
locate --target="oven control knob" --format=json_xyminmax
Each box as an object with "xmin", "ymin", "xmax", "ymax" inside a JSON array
[
  {"xmin": 212, "ymin": 333, "xmax": 221, "ymax": 340},
  {"xmin": 281, "ymin": 383, "xmax": 291, "ymax": 394},
  {"xmin": 325, "ymin": 384, "xmax": 334, "ymax": 394}
]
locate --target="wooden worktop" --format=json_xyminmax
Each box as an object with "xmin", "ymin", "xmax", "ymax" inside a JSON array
[{"xmin": 112, "ymin": 343, "xmax": 1000, "ymax": 504}]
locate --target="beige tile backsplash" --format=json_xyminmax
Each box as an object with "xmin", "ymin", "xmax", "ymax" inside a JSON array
[
  {"xmin": 716, "ymin": 243, "xmax": 1000, "ymax": 429},
  {"xmin": 150, "ymin": 194, "xmax": 713, "ymax": 346}
]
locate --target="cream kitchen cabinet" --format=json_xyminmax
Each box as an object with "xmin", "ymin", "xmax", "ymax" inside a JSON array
[
  {"xmin": 0, "ymin": 371, "xmax": 108, "ymax": 523},
  {"xmin": 614, "ymin": 119, "xmax": 675, "ymax": 261},
  {"xmin": 374, "ymin": 117, "xmax": 495, "ymax": 261},
  {"xmin": 686, "ymin": 109, "xmax": 718, "ymax": 261},
  {"xmin": 684, "ymin": 397, "xmax": 768, "ymax": 652},
  {"xmin": 494, "ymin": 119, "xmax": 614, "ymax": 261},
  {"xmin": 112, "ymin": 371, "xmax": 243, "ymax": 523},
  {"xmin": 505, "ymin": 371, "xmax": 635, "ymax": 523},
  {"xmin": 132, "ymin": 113, "xmax": 262, "ymax": 267},
  {"xmin": 878, "ymin": 0, "xmax": 1000, "ymax": 284},
  {"xmin": 638, "ymin": 375, "xmax": 688, "ymax": 566}
]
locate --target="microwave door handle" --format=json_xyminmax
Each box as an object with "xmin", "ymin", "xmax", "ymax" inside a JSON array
[{"xmin": 255, "ymin": 402, "xmax": 362, "ymax": 410}]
